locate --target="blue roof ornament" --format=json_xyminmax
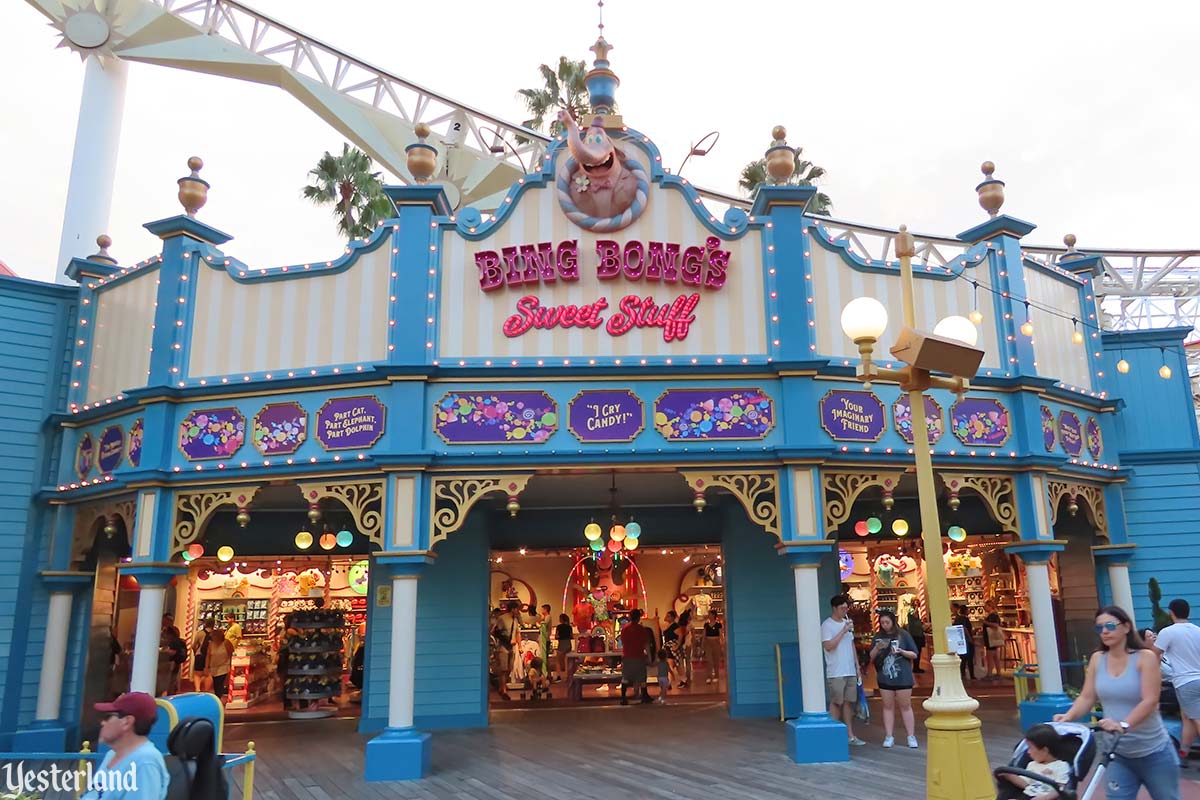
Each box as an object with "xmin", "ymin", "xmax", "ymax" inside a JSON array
[{"xmin": 585, "ymin": 1, "xmax": 621, "ymax": 127}]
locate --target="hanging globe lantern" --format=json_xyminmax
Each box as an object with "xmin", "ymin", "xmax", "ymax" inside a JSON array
[
  {"xmin": 625, "ymin": 521, "xmax": 641, "ymax": 540},
  {"xmin": 236, "ymin": 509, "xmax": 251, "ymax": 528},
  {"xmin": 187, "ymin": 543, "xmax": 204, "ymax": 560},
  {"xmin": 854, "ymin": 520, "xmax": 869, "ymax": 537},
  {"xmin": 947, "ymin": 525, "xmax": 967, "ymax": 542},
  {"xmin": 307, "ymin": 503, "xmax": 322, "ymax": 524},
  {"xmin": 624, "ymin": 537, "xmax": 639, "ymax": 551},
  {"xmin": 319, "ymin": 533, "xmax": 337, "ymax": 551},
  {"xmin": 336, "ymin": 529, "xmax": 354, "ymax": 548},
  {"xmin": 892, "ymin": 519, "xmax": 910, "ymax": 537},
  {"xmin": 584, "ymin": 523, "xmax": 602, "ymax": 541},
  {"xmin": 610, "ymin": 524, "xmax": 626, "ymax": 542},
  {"xmin": 606, "ymin": 538, "xmax": 622, "ymax": 553},
  {"xmin": 589, "ymin": 538, "xmax": 604, "ymax": 552},
  {"xmin": 181, "ymin": 550, "xmax": 194, "ymax": 563},
  {"xmin": 216, "ymin": 546, "xmax": 234, "ymax": 562},
  {"xmin": 295, "ymin": 531, "xmax": 314, "ymax": 550},
  {"xmin": 866, "ymin": 517, "xmax": 883, "ymax": 534}
]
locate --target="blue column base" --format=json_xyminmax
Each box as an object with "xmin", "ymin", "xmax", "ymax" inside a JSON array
[
  {"xmin": 787, "ymin": 712, "xmax": 850, "ymax": 763},
  {"xmin": 11, "ymin": 723, "xmax": 71, "ymax": 752},
  {"xmin": 1019, "ymin": 694, "xmax": 1074, "ymax": 731},
  {"xmin": 364, "ymin": 727, "xmax": 431, "ymax": 781}
]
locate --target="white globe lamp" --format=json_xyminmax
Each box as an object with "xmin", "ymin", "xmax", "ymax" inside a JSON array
[
  {"xmin": 933, "ymin": 315, "xmax": 979, "ymax": 347},
  {"xmin": 840, "ymin": 297, "xmax": 889, "ymax": 343}
]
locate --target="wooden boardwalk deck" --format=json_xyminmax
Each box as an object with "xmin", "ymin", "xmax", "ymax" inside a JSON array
[{"xmin": 221, "ymin": 699, "xmax": 1045, "ymax": 800}]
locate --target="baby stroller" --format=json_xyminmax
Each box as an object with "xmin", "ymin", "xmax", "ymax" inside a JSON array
[{"xmin": 993, "ymin": 722, "xmax": 1113, "ymax": 800}]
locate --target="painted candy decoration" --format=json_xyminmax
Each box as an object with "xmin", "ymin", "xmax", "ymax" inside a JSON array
[
  {"xmin": 820, "ymin": 389, "xmax": 886, "ymax": 443},
  {"xmin": 315, "ymin": 396, "xmax": 386, "ymax": 451},
  {"xmin": 654, "ymin": 388, "xmax": 774, "ymax": 441},
  {"xmin": 348, "ymin": 561, "xmax": 370, "ymax": 595},
  {"xmin": 127, "ymin": 418, "xmax": 144, "ymax": 467},
  {"xmin": 1040, "ymin": 406, "xmax": 1057, "ymax": 452},
  {"xmin": 1085, "ymin": 417, "xmax": 1103, "ymax": 460},
  {"xmin": 253, "ymin": 402, "xmax": 307, "ymax": 455},
  {"xmin": 434, "ymin": 391, "xmax": 557, "ymax": 444},
  {"xmin": 179, "ymin": 407, "xmax": 245, "ymax": 460},
  {"xmin": 97, "ymin": 425, "xmax": 124, "ymax": 473},
  {"xmin": 568, "ymin": 390, "xmax": 644, "ymax": 443},
  {"xmin": 76, "ymin": 433, "xmax": 95, "ymax": 479},
  {"xmin": 950, "ymin": 398, "xmax": 1011, "ymax": 446},
  {"xmin": 1058, "ymin": 411, "xmax": 1084, "ymax": 458},
  {"xmin": 892, "ymin": 395, "xmax": 944, "ymax": 445}
]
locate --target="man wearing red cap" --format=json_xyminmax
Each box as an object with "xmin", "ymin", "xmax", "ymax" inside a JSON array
[{"xmin": 81, "ymin": 692, "xmax": 168, "ymax": 799}]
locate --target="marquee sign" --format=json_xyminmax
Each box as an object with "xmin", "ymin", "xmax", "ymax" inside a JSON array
[
  {"xmin": 316, "ymin": 396, "xmax": 385, "ymax": 451},
  {"xmin": 1058, "ymin": 411, "xmax": 1083, "ymax": 458},
  {"xmin": 568, "ymin": 390, "xmax": 644, "ymax": 443},
  {"xmin": 820, "ymin": 390, "xmax": 886, "ymax": 442},
  {"xmin": 97, "ymin": 425, "xmax": 124, "ymax": 473},
  {"xmin": 476, "ymin": 237, "xmax": 730, "ymax": 343}
]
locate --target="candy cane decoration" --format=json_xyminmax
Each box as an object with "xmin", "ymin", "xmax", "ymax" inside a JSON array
[
  {"xmin": 181, "ymin": 566, "xmax": 196, "ymax": 681},
  {"xmin": 555, "ymin": 152, "xmax": 649, "ymax": 233}
]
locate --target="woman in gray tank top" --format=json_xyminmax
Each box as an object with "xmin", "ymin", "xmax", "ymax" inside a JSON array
[{"xmin": 1055, "ymin": 606, "xmax": 1179, "ymax": 800}]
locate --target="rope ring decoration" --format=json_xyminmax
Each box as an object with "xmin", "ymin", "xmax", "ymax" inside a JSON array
[{"xmin": 556, "ymin": 151, "xmax": 650, "ymax": 233}]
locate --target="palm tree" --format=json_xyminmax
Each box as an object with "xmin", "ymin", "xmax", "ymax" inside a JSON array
[
  {"xmin": 738, "ymin": 149, "xmax": 832, "ymax": 215},
  {"xmin": 517, "ymin": 57, "xmax": 591, "ymax": 136},
  {"xmin": 301, "ymin": 143, "xmax": 394, "ymax": 240}
]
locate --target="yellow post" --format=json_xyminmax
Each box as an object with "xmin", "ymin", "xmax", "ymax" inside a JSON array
[
  {"xmin": 78, "ymin": 740, "xmax": 92, "ymax": 799},
  {"xmin": 896, "ymin": 228, "xmax": 993, "ymax": 800},
  {"xmin": 243, "ymin": 741, "xmax": 256, "ymax": 800}
]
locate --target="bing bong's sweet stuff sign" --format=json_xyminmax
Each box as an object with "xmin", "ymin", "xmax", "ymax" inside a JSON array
[{"xmin": 475, "ymin": 237, "xmax": 730, "ymax": 343}]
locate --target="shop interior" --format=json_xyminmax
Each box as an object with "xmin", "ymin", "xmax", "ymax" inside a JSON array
[
  {"xmin": 834, "ymin": 475, "xmax": 1066, "ymax": 691},
  {"xmin": 485, "ymin": 471, "xmax": 728, "ymax": 707}
]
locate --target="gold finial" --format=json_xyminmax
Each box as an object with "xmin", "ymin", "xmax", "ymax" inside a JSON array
[
  {"xmin": 765, "ymin": 125, "xmax": 795, "ymax": 184},
  {"xmin": 406, "ymin": 124, "xmax": 438, "ymax": 184},
  {"xmin": 89, "ymin": 234, "xmax": 117, "ymax": 265},
  {"xmin": 177, "ymin": 156, "xmax": 209, "ymax": 217},
  {"xmin": 976, "ymin": 160, "xmax": 1005, "ymax": 218},
  {"xmin": 1064, "ymin": 233, "xmax": 1077, "ymax": 252},
  {"xmin": 896, "ymin": 224, "xmax": 916, "ymax": 258}
]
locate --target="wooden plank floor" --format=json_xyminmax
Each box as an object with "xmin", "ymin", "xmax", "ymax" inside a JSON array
[{"xmin": 220, "ymin": 699, "xmax": 1200, "ymax": 800}]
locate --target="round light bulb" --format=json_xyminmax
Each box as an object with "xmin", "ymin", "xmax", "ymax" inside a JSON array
[
  {"xmin": 968, "ymin": 309, "xmax": 984, "ymax": 325},
  {"xmin": 624, "ymin": 538, "xmax": 639, "ymax": 551},
  {"xmin": 854, "ymin": 520, "xmax": 869, "ymax": 537},
  {"xmin": 584, "ymin": 523, "xmax": 602, "ymax": 541},
  {"xmin": 933, "ymin": 315, "xmax": 979, "ymax": 347},
  {"xmin": 216, "ymin": 546, "xmax": 234, "ymax": 562},
  {"xmin": 186, "ymin": 543, "xmax": 204, "ymax": 559},
  {"xmin": 1160, "ymin": 364, "xmax": 1173, "ymax": 380},
  {"xmin": 866, "ymin": 517, "xmax": 883, "ymax": 534},
  {"xmin": 840, "ymin": 297, "xmax": 889, "ymax": 342},
  {"xmin": 295, "ymin": 531, "xmax": 313, "ymax": 550},
  {"xmin": 610, "ymin": 525, "xmax": 626, "ymax": 542},
  {"xmin": 892, "ymin": 519, "xmax": 910, "ymax": 537},
  {"xmin": 1116, "ymin": 359, "xmax": 1130, "ymax": 374},
  {"xmin": 1071, "ymin": 330, "xmax": 1085, "ymax": 345},
  {"xmin": 948, "ymin": 525, "xmax": 967, "ymax": 542},
  {"xmin": 319, "ymin": 533, "xmax": 337, "ymax": 551},
  {"xmin": 624, "ymin": 522, "xmax": 641, "ymax": 540},
  {"xmin": 1020, "ymin": 320, "xmax": 1034, "ymax": 337},
  {"xmin": 336, "ymin": 530, "xmax": 354, "ymax": 547},
  {"xmin": 589, "ymin": 539, "xmax": 604, "ymax": 552}
]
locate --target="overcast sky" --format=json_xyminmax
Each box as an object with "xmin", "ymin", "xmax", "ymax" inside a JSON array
[{"xmin": 2, "ymin": 0, "xmax": 1197, "ymax": 284}]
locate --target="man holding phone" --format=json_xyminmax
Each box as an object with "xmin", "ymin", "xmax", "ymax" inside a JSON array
[{"xmin": 822, "ymin": 594, "xmax": 865, "ymax": 746}]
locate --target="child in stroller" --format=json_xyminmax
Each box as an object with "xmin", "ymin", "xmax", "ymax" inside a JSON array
[{"xmin": 994, "ymin": 722, "xmax": 1096, "ymax": 800}]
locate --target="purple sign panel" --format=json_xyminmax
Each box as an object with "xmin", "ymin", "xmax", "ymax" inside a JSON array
[
  {"xmin": 568, "ymin": 390, "xmax": 644, "ymax": 443},
  {"xmin": 892, "ymin": 395, "xmax": 944, "ymax": 445},
  {"xmin": 316, "ymin": 396, "xmax": 386, "ymax": 451},
  {"xmin": 1058, "ymin": 411, "xmax": 1084, "ymax": 458},
  {"xmin": 98, "ymin": 425, "xmax": 124, "ymax": 473},
  {"xmin": 253, "ymin": 402, "xmax": 308, "ymax": 455},
  {"xmin": 654, "ymin": 388, "xmax": 774, "ymax": 441},
  {"xmin": 1086, "ymin": 417, "xmax": 1103, "ymax": 460},
  {"xmin": 950, "ymin": 398, "xmax": 1011, "ymax": 446},
  {"xmin": 128, "ymin": 418, "xmax": 143, "ymax": 467},
  {"xmin": 1040, "ymin": 406, "xmax": 1057, "ymax": 452},
  {"xmin": 179, "ymin": 407, "xmax": 246, "ymax": 460},
  {"xmin": 819, "ymin": 390, "xmax": 886, "ymax": 443},
  {"xmin": 76, "ymin": 433, "xmax": 95, "ymax": 479},
  {"xmin": 434, "ymin": 391, "xmax": 557, "ymax": 444}
]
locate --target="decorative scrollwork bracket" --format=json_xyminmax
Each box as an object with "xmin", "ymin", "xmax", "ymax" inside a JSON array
[
  {"xmin": 431, "ymin": 474, "xmax": 533, "ymax": 549},
  {"xmin": 680, "ymin": 471, "xmax": 780, "ymax": 539}
]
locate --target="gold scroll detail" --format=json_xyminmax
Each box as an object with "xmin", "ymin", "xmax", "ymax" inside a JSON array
[
  {"xmin": 430, "ymin": 474, "xmax": 532, "ymax": 549},
  {"xmin": 939, "ymin": 473, "xmax": 1019, "ymax": 535},
  {"xmin": 1047, "ymin": 479, "xmax": 1108, "ymax": 534},
  {"xmin": 681, "ymin": 471, "xmax": 780, "ymax": 539},
  {"xmin": 821, "ymin": 470, "xmax": 905, "ymax": 531},
  {"xmin": 297, "ymin": 481, "xmax": 385, "ymax": 549},
  {"xmin": 172, "ymin": 489, "xmax": 244, "ymax": 554}
]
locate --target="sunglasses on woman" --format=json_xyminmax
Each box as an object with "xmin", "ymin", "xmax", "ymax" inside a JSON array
[{"xmin": 1094, "ymin": 621, "xmax": 1122, "ymax": 633}]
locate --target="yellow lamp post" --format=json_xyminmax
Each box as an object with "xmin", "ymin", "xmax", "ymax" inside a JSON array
[{"xmin": 839, "ymin": 226, "xmax": 992, "ymax": 800}]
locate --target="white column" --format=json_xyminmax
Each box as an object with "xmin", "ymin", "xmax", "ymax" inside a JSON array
[
  {"xmin": 1025, "ymin": 562, "xmax": 1064, "ymax": 695},
  {"xmin": 793, "ymin": 565, "xmax": 827, "ymax": 714},
  {"xmin": 35, "ymin": 592, "xmax": 75, "ymax": 720},
  {"xmin": 1107, "ymin": 563, "xmax": 1136, "ymax": 626},
  {"xmin": 56, "ymin": 56, "xmax": 128, "ymax": 281},
  {"xmin": 388, "ymin": 575, "xmax": 419, "ymax": 729},
  {"xmin": 129, "ymin": 585, "xmax": 165, "ymax": 694}
]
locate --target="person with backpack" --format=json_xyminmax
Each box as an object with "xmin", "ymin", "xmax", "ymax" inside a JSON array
[{"xmin": 191, "ymin": 619, "xmax": 215, "ymax": 692}]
